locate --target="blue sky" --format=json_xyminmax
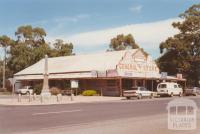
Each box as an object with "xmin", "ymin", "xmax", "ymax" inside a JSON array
[{"xmin": 0, "ymin": 0, "xmax": 199, "ymax": 59}]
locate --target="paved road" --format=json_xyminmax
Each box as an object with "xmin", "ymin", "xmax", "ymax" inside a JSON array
[{"xmin": 0, "ymin": 96, "xmax": 200, "ymax": 134}]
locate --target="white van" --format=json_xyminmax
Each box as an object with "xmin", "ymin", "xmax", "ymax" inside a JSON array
[{"xmin": 157, "ymin": 82, "xmax": 183, "ymax": 97}]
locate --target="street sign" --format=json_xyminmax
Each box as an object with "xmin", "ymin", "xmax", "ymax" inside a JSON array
[
  {"xmin": 161, "ymin": 72, "xmax": 168, "ymax": 79},
  {"xmin": 177, "ymin": 74, "xmax": 182, "ymax": 79},
  {"xmin": 71, "ymin": 80, "xmax": 79, "ymax": 88}
]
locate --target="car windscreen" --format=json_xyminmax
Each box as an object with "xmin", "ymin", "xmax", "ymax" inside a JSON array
[
  {"xmin": 194, "ymin": 87, "xmax": 200, "ymax": 90},
  {"xmin": 140, "ymin": 87, "xmax": 147, "ymax": 91},
  {"xmin": 158, "ymin": 84, "xmax": 167, "ymax": 88}
]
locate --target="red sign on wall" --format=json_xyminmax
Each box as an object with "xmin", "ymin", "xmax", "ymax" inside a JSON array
[{"xmin": 107, "ymin": 69, "xmax": 118, "ymax": 77}]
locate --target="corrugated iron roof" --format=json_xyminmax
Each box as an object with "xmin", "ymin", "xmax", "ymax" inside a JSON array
[{"xmin": 15, "ymin": 49, "xmax": 138, "ymax": 76}]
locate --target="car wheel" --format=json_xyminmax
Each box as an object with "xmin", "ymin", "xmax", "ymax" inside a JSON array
[
  {"xmin": 149, "ymin": 93, "xmax": 154, "ymax": 99},
  {"xmin": 194, "ymin": 93, "xmax": 198, "ymax": 96},
  {"xmin": 126, "ymin": 97, "xmax": 131, "ymax": 100},
  {"xmin": 137, "ymin": 94, "xmax": 142, "ymax": 99},
  {"xmin": 170, "ymin": 92, "xmax": 174, "ymax": 97},
  {"xmin": 26, "ymin": 91, "xmax": 30, "ymax": 95}
]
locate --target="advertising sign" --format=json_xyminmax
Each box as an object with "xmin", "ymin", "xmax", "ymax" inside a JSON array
[
  {"xmin": 161, "ymin": 72, "xmax": 168, "ymax": 79},
  {"xmin": 97, "ymin": 71, "xmax": 107, "ymax": 77},
  {"xmin": 116, "ymin": 50, "xmax": 160, "ymax": 78},
  {"xmin": 71, "ymin": 80, "xmax": 79, "ymax": 88},
  {"xmin": 107, "ymin": 69, "xmax": 118, "ymax": 77},
  {"xmin": 91, "ymin": 70, "xmax": 97, "ymax": 77},
  {"xmin": 177, "ymin": 74, "xmax": 182, "ymax": 79}
]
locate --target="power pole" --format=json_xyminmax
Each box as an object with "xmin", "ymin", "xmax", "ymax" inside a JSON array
[{"xmin": 2, "ymin": 47, "xmax": 6, "ymax": 90}]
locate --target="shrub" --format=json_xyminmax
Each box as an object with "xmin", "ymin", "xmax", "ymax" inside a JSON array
[
  {"xmin": 82, "ymin": 90, "xmax": 97, "ymax": 96},
  {"xmin": 50, "ymin": 87, "xmax": 61, "ymax": 95},
  {"xmin": 33, "ymin": 83, "xmax": 43, "ymax": 95}
]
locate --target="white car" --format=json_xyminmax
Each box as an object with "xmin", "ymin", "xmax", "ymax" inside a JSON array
[
  {"xmin": 123, "ymin": 87, "xmax": 154, "ymax": 99},
  {"xmin": 18, "ymin": 86, "xmax": 33, "ymax": 95},
  {"xmin": 157, "ymin": 82, "xmax": 183, "ymax": 97}
]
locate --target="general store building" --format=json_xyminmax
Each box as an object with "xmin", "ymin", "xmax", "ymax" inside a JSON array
[{"xmin": 14, "ymin": 49, "xmax": 186, "ymax": 96}]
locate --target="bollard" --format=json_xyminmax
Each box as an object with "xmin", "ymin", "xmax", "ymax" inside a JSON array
[
  {"xmin": 57, "ymin": 94, "xmax": 59, "ymax": 102},
  {"xmin": 33, "ymin": 93, "xmax": 36, "ymax": 100},
  {"xmin": 60, "ymin": 94, "xmax": 62, "ymax": 101},
  {"xmin": 40, "ymin": 95, "xmax": 43, "ymax": 103},
  {"xmin": 71, "ymin": 93, "xmax": 74, "ymax": 101},
  {"xmin": 18, "ymin": 94, "xmax": 21, "ymax": 102},
  {"xmin": 101, "ymin": 89, "xmax": 103, "ymax": 96},
  {"xmin": 57, "ymin": 94, "xmax": 62, "ymax": 102},
  {"xmin": 70, "ymin": 89, "xmax": 74, "ymax": 101},
  {"xmin": 29, "ymin": 94, "xmax": 32, "ymax": 102}
]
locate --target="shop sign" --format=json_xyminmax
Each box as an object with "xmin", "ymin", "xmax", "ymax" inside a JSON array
[
  {"xmin": 124, "ymin": 72, "xmax": 133, "ymax": 77},
  {"xmin": 97, "ymin": 71, "xmax": 107, "ymax": 77},
  {"xmin": 161, "ymin": 72, "xmax": 168, "ymax": 79},
  {"xmin": 107, "ymin": 69, "xmax": 118, "ymax": 77},
  {"xmin": 117, "ymin": 63, "xmax": 159, "ymax": 73},
  {"xmin": 71, "ymin": 80, "xmax": 79, "ymax": 88},
  {"xmin": 117, "ymin": 50, "xmax": 160, "ymax": 77},
  {"xmin": 91, "ymin": 70, "xmax": 97, "ymax": 77},
  {"xmin": 177, "ymin": 74, "xmax": 182, "ymax": 79}
]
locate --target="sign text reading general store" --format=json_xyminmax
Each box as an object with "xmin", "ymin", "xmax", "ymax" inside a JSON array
[{"xmin": 117, "ymin": 63, "xmax": 158, "ymax": 72}]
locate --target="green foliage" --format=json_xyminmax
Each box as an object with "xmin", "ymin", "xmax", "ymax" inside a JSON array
[
  {"xmin": 158, "ymin": 4, "xmax": 200, "ymax": 86},
  {"xmin": 0, "ymin": 35, "xmax": 14, "ymax": 87},
  {"xmin": 50, "ymin": 87, "xmax": 61, "ymax": 95},
  {"xmin": 0, "ymin": 59, "xmax": 13, "ymax": 88},
  {"xmin": 0, "ymin": 35, "xmax": 14, "ymax": 48},
  {"xmin": 0, "ymin": 60, "xmax": 3, "ymax": 87},
  {"xmin": 0, "ymin": 25, "xmax": 74, "ymax": 77},
  {"xmin": 82, "ymin": 90, "xmax": 97, "ymax": 96},
  {"xmin": 49, "ymin": 39, "xmax": 74, "ymax": 57},
  {"xmin": 109, "ymin": 34, "xmax": 139, "ymax": 51},
  {"xmin": 15, "ymin": 25, "xmax": 46, "ymax": 46},
  {"xmin": 33, "ymin": 83, "xmax": 43, "ymax": 95}
]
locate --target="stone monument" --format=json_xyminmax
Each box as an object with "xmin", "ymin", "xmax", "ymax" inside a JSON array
[{"xmin": 41, "ymin": 55, "xmax": 51, "ymax": 98}]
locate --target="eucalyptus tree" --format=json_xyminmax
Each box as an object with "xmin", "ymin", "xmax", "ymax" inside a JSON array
[
  {"xmin": 0, "ymin": 35, "xmax": 13, "ymax": 89},
  {"xmin": 158, "ymin": 4, "xmax": 200, "ymax": 86},
  {"xmin": 109, "ymin": 34, "xmax": 139, "ymax": 51}
]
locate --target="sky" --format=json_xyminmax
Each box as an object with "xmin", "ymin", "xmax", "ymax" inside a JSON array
[{"xmin": 0, "ymin": 0, "xmax": 199, "ymax": 59}]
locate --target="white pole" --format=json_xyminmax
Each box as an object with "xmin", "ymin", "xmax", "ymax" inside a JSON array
[
  {"xmin": 2, "ymin": 47, "xmax": 6, "ymax": 90},
  {"xmin": 18, "ymin": 94, "xmax": 21, "ymax": 102}
]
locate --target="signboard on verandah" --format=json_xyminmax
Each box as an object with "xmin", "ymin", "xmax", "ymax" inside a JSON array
[
  {"xmin": 70, "ymin": 80, "xmax": 79, "ymax": 88},
  {"xmin": 70, "ymin": 80, "xmax": 79, "ymax": 100},
  {"xmin": 161, "ymin": 72, "xmax": 168, "ymax": 79}
]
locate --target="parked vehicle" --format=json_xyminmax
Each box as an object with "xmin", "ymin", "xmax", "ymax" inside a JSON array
[
  {"xmin": 123, "ymin": 87, "xmax": 154, "ymax": 99},
  {"xmin": 18, "ymin": 86, "xmax": 33, "ymax": 95},
  {"xmin": 157, "ymin": 82, "xmax": 183, "ymax": 97},
  {"xmin": 184, "ymin": 87, "xmax": 200, "ymax": 96}
]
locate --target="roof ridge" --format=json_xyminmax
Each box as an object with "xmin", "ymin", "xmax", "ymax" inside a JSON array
[{"xmin": 48, "ymin": 49, "xmax": 139, "ymax": 59}]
